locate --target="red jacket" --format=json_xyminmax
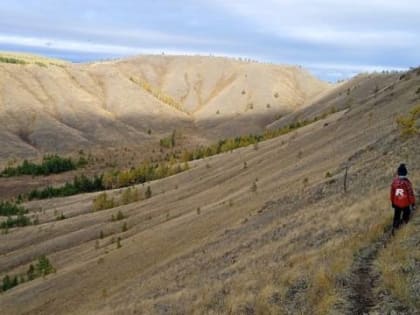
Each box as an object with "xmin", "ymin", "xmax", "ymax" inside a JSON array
[{"xmin": 390, "ymin": 177, "xmax": 416, "ymax": 208}]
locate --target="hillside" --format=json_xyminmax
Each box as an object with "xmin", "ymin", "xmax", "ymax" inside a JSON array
[
  {"xmin": 0, "ymin": 53, "xmax": 330, "ymax": 162},
  {"xmin": 0, "ymin": 65, "xmax": 419, "ymax": 314}
]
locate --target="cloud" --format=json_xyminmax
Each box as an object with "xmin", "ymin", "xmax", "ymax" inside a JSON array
[
  {"xmin": 211, "ymin": 0, "xmax": 420, "ymax": 48},
  {"xmin": 0, "ymin": 34, "xmax": 242, "ymax": 59},
  {"xmin": 0, "ymin": 0, "xmax": 417, "ymax": 81},
  {"xmin": 284, "ymin": 28, "xmax": 416, "ymax": 48}
]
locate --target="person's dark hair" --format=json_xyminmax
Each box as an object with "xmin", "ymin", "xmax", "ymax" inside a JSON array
[{"xmin": 397, "ymin": 163, "xmax": 408, "ymax": 176}]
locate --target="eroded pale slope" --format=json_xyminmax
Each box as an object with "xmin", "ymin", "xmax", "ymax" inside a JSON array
[{"xmin": 0, "ymin": 54, "xmax": 330, "ymax": 161}]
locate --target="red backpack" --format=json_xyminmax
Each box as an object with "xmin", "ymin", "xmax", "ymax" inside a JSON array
[{"xmin": 391, "ymin": 178, "xmax": 411, "ymax": 208}]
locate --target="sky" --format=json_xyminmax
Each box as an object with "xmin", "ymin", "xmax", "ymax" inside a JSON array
[{"xmin": 0, "ymin": 0, "xmax": 419, "ymax": 81}]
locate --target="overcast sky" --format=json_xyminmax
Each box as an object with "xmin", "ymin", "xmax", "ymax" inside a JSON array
[{"xmin": 0, "ymin": 0, "xmax": 419, "ymax": 81}]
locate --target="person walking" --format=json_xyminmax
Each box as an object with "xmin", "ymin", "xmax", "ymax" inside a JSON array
[{"xmin": 390, "ymin": 164, "xmax": 416, "ymax": 235}]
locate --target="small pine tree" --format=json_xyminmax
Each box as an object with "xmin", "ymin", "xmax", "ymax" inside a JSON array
[
  {"xmin": 297, "ymin": 150, "xmax": 303, "ymax": 159},
  {"xmin": 117, "ymin": 237, "xmax": 122, "ymax": 249},
  {"xmin": 27, "ymin": 264, "xmax": 35, "ymax": 280},
  {"xmin": 2, "ymin": 275, "xmax": 11, "ymax": 291},
  {"xmin": 36, "ymin": 255, "xmax": 55, "ymax": 276},
  {"xmin": 11, "ymin": 276, "xmax": 18, "ymax": 288},
  {"xmin": 145, "ymin": 186, "xmax": 152, "ymax": 199},
  {"xmin": 251, "ymin": 181, "xmax": 257, "ymax": 192},
  {"xmin": 116, "ymin": 211, "xmax": 124, "ymax": 221},
  {"xmin": 99, "ymin": 230, "xmax": 104, "ymax": 239},
  {"xmin": 122, "ymin": 222, "xmax": 128, "ymax": 232},
  {"xmin": 243, "ymin": 161, "xmax": 248, "ymax": 169}
]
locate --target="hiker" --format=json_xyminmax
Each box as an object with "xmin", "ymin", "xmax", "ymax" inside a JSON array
[{"xmin": 390, "ymin": 164, "xmax": 416, "ymax": 233}]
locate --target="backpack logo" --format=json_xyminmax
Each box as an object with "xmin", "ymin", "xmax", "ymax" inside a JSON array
[{"xmin": 395, "ymin": 188, "xmax": 405, "ymax": 197}]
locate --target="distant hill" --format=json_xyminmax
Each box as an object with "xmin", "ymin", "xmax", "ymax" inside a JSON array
[{"xmin": 0, "ymin": 53, "xmax": 330, "ymax": 161}]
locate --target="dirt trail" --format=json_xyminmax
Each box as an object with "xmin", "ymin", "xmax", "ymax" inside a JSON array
[{"xmin": 347, "ymin": 228, "xmax": 392, "ymax": 315}]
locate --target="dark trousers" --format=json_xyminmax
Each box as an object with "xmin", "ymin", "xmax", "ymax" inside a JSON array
[{"xmin": 393, "ymin": 206, "xmax": 411, "ymax": 229}]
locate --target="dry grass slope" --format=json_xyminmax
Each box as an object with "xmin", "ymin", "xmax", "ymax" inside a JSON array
[{"xmin": 0, "ymin": 62, "xmax": 420, "ymax": 314}]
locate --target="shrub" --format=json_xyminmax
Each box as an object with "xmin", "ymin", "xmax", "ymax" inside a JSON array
[
  {"xmin": 0, "ymin": 213, "xmax": 31, "ymax": 229},
  {"xmin": 93, "ymin": 192, "xmax": 115, "ymax": 211},
  {"xmin": 0, "ymin": 56, "xmax": 27, "ymax": 65},
  {"xmin": 160, "ymin": 130, "xmax": 177, "ymax": 148},
  {"xmin": 56, "ymin": 213, "xmax": 66, "ymax": 220},
  {"xmin": 35, "ymin": 61, "xmax": 47, "ymax": 67},
  {"xmin": 0, "ymin": 201, "xmax": 27, "ymax": 216},
  {"xmin": 396, "ymin": 104, "xmax": 420, "ymax": 137},
  {"xmin": 116, "ymin": 211, "xmax": 125, "ymax": 221},
  {"xmin": 120, "ymin": 187, "xmax": 140, "ymax": 205}
]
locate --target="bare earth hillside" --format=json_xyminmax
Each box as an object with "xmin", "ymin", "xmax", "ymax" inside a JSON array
[
  {"xmin": 1, "ymin": 60, "xmax": 419, "ymax": 314},
  {"xmin": 0, "ymin": 53, "xmax": 330, "ymax": 162}
]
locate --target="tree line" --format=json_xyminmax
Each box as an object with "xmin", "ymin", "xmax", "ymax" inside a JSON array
[
  {"xmin": 1, "ymin": 154, "xmax": 87, "ymax": 177},
  {"xmin": 179, "ymin": 108, "xmax": 338, "ymax": 162},
  {"xmin": 28, "ymin": 161, "xmax": 188, "ymax": 200},
  {"xmin": 1, "ymin": 256, "xmax": 55, "ymax": 292}
]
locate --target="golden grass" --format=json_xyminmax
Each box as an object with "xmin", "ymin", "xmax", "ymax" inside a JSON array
[
  {"xmin": 0, "ymin": 51, "xmax": 67, "ymax": 65},
  {"xmin": 376, "ymin": 216, "xmax": 420, "ymax": 309},
  {"xmin": 92, "ymin": 187, "xmax": 142, "ymax": 211},
  {"xmin": 302, "ymin": 191, "xmax": 393, "ymax": 314}
]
